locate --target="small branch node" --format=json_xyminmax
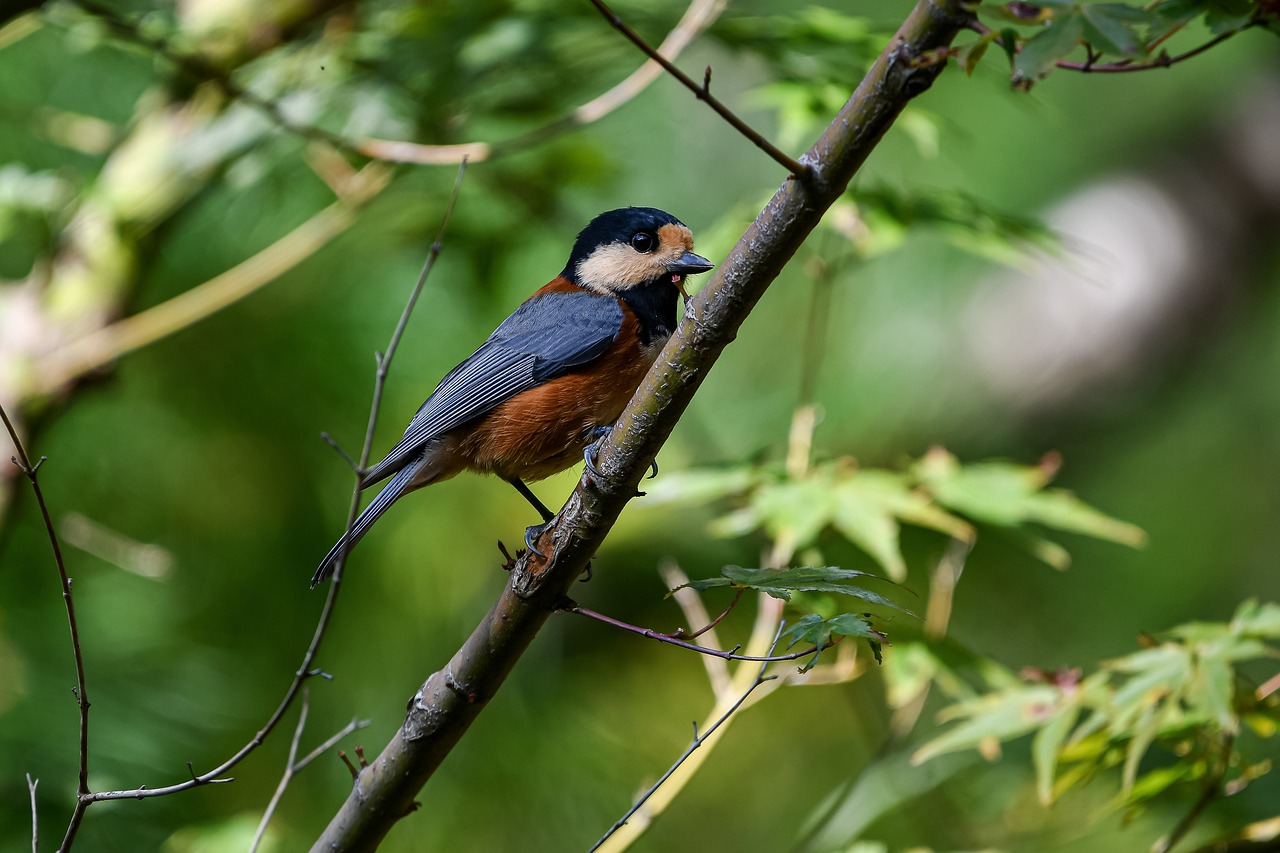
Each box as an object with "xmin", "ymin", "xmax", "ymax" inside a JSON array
[
  {"xmin": 320, "ymin": 433, "xmax": 359, "ymax": 471},
  {"xmin": 339, "ymin": 751, "xmax": 359, "ymax": 779}
]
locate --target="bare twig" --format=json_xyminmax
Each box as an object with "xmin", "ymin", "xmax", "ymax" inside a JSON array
[
  {"xmin": 1055, "ymin": 23, "xmax": 1256, "ymax": 74},
  {"xmin": 250, "ymin": 689, "xmax": 313, "ymax": 853},
  {"xmin": 1, "ymin": 405, "xmax": 93, "ymax": 850},
  {"xmin": 660, "ymin": 587, "xmax": 744, "ymax": 641},
  {"xmin": 26, "ymin": 774, "xmax": 38, "ymax": 853},
  {"xmin": 348, "ymin": 159, "xmax": 469, "ymax": 492},
  {"xmin": 249, "ymin": 689, "xmax": 370, "ymax": 853},
  {"xmin": 590, "ymin": 623, "xmax": 786, "ymax": 852},
  {"xmin": 586, "ymin": 0, "xmax": 811, "ymax": 179},
  {"xmin": 565, "ymin": 602, "xmax": 824, "ymax": 663},
  {"xmin": 59, "ymin": 162, "xmax": 465, "ymax": 823}
]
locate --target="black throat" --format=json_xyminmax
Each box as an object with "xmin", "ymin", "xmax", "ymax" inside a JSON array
[{"xmin": 619, "ymin": 279, "xmax": 681, "ymax": 347}]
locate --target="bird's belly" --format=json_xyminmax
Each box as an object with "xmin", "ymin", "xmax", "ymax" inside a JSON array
[{"xmin": 455, "ymin": 336, "xmax": 665, "ymax": 481}]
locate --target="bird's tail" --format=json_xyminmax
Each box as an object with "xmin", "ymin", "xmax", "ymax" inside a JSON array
[{"xmin": 310, "ymin": 464, "xmax": 418, "ymax": 587}]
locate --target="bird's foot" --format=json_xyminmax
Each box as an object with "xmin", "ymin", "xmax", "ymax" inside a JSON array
[
  {"xmin": 524, "ymin": 520, "xmax": 552, "ymax": 558},
  {"xmin": 583, "ymin": 426, "xmax": 612, "ymax": 481},
  {"xmin": 583, "ymin": 425, "xmax": 658, "ymax": 482}
]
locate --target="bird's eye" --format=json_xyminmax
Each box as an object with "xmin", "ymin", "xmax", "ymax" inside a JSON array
[{"xmin": 630, "ymin": 232, "xmax": 655, "ymax": 253}]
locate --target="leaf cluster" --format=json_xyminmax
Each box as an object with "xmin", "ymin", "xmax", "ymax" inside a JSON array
[
  {"xmin": 908, "ymin": 600, "xmax": 1280, "ymax": 813},
  {"xmin": 957, "ymin": 0, "xmax": 1275, "ymax": 86},
  {"xmin": 649, "ymin": 447, "xmax": 1143, "ymax": 583}
]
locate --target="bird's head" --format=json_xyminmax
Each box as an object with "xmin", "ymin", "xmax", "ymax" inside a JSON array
[{"xmin": 563, "ymin": 207, "xmax": 714, "ymax": 297}]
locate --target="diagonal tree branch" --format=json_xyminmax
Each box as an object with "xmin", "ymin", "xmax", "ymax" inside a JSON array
[{"xmin": 311, "ymin": 1, "xmax": 974, "ymax": 848}]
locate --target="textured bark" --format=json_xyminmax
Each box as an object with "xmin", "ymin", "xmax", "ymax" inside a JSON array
[{"xmin": 312, "ymin": 1, "xmax": 975, "ymax": 849}]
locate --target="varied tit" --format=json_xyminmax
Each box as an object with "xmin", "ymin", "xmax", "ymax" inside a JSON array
[{"xmin": 312, "ymin": 207, "xmax": 714, "ymax": 586}]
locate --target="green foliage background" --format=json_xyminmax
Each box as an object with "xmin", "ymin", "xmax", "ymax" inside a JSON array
[{"xmin": 0, "ymin": 1, "xmax": 1277, "ymax": 850}]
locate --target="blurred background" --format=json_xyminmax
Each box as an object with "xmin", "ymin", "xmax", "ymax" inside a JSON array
[{"xmin": 1, "ymin": 0, "xmax": 1278, "ymax": 850}]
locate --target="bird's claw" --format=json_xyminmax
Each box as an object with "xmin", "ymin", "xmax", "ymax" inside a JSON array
[
  {"xmin": 583, "ymin": 426, "xmax": 658, "ymax": 483},
  {"xmin": 583, "ymin": 425, "xmax": 612, "ymax": 481},
  {"xmin": 524, "ymin": 521, "xmax": 551, "ymax": 558}
]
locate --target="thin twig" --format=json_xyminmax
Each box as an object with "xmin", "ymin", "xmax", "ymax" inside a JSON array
[
  {"xmin": 590, "ymin": 623, "xmax": 785, "ymax": 852},
  {"xmin": 660, "ymin": 587, "xmax": 744, "ymax": 641},
  {"xmin": 68, "ymin": 161, "xmax": 467, "ymax": 815},
  {"xmin": 1, "ymin": 406, "xmax": 93, "ymax": 850},
  {"xmin": 967, "ymin": 17, "xmax": 1257, "ymax": 77},
  {"xmin": 564, "ymin": 602, "xmax": 822, "ymax": 663},
  {"xmin": 586, "ymin": 0, "xmax": 811, "ymax": 179},
  {"xmin": 293, "ymin": 717, "xmax": 368, "ymax": 774},
  {"xmin": 250, "ymin": 688, "xmax": 312, "ymax": 853},
  {"xmin": 249, "ymin": 692, "xmax": 367, "ymax": 853},
  {"xmin": 26, "ymin": 774, "xmax": 38, "ymax": 853},
  {"xmin": 1057, "ymin": 23, "xmax": 1254, "ymax": 73},
  {"xmin": 354, "ymin": 159, "xmax": 469, "ymax": 478}
]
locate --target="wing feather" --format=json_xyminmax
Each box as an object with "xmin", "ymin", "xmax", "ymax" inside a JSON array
[{"xmin": 362, "ymin": 290, "xmax": 622, "ymax": 486}]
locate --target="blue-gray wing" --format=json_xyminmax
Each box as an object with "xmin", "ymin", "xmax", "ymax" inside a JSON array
[{"xmin": 361, "ymin": 289, "xmax": 623, "ymax": 487}]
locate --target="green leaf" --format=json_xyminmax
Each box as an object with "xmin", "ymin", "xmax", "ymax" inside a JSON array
[
  {"xmin": 1080, "ymin": 4, "xmax": 1151, "ymax": 55},
  {"xmin": 1033, "ymin": 702, "xmax": 1082, "ymax": 804},
  {"xmin": 782, "ymin": 612, "xmax": 886, "ymax": 671},
  {"xmin": 672, "ymin": 566, "xmax": 909, "ymax": 613},
  {"xmin": 793, "ymin": 748, "xmax": 977, "ymax": 852},
  {"xmin": 1020, "ymin": 489, "xmax": 1147, "ymax": 548},
  {"xmin": 1154, "ymin": 0, "xmax": 1210, "ymax": 21},
  {"xmin": 1230, "ymin": 599, "xmax": 1280, "ymax": 637},
  {"xmin": 641, "ymin": 466, "xmax": 762, "ymax": 506},
  {"xmin": 1188, "ymin": 654, "xmax": 1238, "ymax": 733},
  {"xmin": 1014, "ymin": 12, "xmax": 1085, "ymax": 82},
  {"xmin": 1119, "ymin": 763, "xmax": 1197, "ymax": 808},
  {"xmin": 912, "ymin": 683, "xmax": 1062, "ymax": 765},
  {"xmin": 1203, "ymin": 0, "xmax": 1255, "ymax": 33},
  {"xmin": 831, "ymin": 479, "xmax": 908, "ymax": 581},
  {"xmin": 752, "ymin": 478, "xmax": 837, "ymax": 551},
  {"xmin": 956, "ymin": 32, "xmax": 995, "ymax": 75},
  {"xmin": 999, "ymin": 26, "xmax": 1020, "ymax": 64},
  {"xmin": 913, "ymin": 449, "xmax": 1145, "ymax": 558}
]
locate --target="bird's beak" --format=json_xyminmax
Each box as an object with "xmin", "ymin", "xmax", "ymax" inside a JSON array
[{"xmin": 669, "ymin": 251, "xmax": 714, "ymax": 276}]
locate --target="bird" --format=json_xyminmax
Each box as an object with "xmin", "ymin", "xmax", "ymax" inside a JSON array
[{"xmin": 311, "ymin": 207, "xmax": 714, "ymax": 586}]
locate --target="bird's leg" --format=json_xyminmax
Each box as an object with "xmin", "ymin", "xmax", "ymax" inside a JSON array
[
  {"xmin": 506, "ymin": 477, "xmax": 554, "ymax": 522},
  {"xmin": 507, "ymin": 477, "xmax": 554, "ymax": 558}
]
